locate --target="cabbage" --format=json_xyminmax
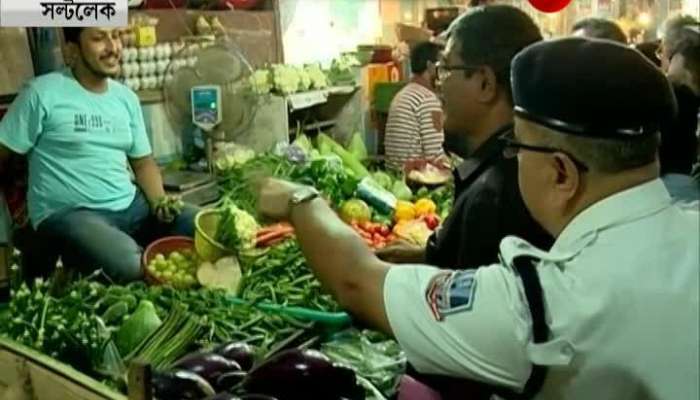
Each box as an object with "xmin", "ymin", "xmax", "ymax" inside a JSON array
[
  {"xmin": 391, "ymin": 180, "xmax": 413, "ymax": 201},
  {"xmin": 115, "ymin": 300, "xmax": 162, "ymax": 356},
  {"xmin": 347, "ymin": 132, "xmax": 368, "ymax": 161},
  {"xmin": 371, "ymin": 171, "xmax": 393, "ymax": 191}
]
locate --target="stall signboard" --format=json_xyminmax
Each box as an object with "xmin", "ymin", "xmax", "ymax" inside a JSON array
[{"xmin": 0, "ymin": 0, "xmax": 127, "ymax": 27}]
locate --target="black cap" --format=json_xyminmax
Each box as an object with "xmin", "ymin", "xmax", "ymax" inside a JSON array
[{"xmin": 511, "ymin": 37, "xmax": 677, "ymax": 139}]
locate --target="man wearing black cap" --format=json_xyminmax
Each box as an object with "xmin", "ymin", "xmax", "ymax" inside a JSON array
[{"xmin": 255, "ymin": 37, "xmax": 699, "ymax": 399}]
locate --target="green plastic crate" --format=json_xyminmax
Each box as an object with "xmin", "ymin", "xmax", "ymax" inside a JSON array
[{"xmin": 373, "ymin": 82, "xmax": 407, "ymax": 114}]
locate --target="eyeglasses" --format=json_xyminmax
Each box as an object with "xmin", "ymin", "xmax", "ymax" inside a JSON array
[
  {"xmin": 435, "ymin": 61, "xmax": 480, "ymax": 81},
  {"xmin": 655, "ymin": 45, "xmax": 667, "ymax": 60},
  {"xmin": 499, "ymin": 132, "xmax": 589, "ymax": 172}
]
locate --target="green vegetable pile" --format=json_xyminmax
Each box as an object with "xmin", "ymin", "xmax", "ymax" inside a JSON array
[
  {"xmin": 322, "ymin": 329, "xmax": 406, "ymax": 399},
  {"xmin": 415, "ymin": 184, "xmax": 454, "ymax": 221},
  {"xmin": 0, "ymin": 278, "xmax": 316, "ymax": 384},
  {"xmin": 217, "ymin": 152, "xmax": 358, "ymax": 218},
  {"xmin": 239, "ymin": 240, "xmax": 339, "ymax": 312}
]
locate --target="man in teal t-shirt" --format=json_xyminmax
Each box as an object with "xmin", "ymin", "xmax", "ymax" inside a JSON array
[{"xmin": 0, "ymin": 27, "xmax": 196, "ymax": 283}]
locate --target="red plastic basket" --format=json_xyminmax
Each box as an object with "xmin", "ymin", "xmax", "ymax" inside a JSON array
[{"xmin": 142, "ymin": 236, "xmax": 194, "ymax": 285}]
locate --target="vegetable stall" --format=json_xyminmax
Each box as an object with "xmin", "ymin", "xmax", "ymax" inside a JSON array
[{"xmin": 0, "ymin": 133, "xmax": 453, "ymax": 400}]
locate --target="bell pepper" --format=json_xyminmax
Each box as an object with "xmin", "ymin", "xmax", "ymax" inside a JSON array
[
  {"xmin": 414, "ymin": 198, "xmax": 437, "ymax": 217},
  {"xmin": 394, "ymin": 200, "xmax": 417, "ymax": 222}
]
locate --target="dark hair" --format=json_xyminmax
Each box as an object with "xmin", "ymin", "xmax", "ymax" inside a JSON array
[
  {"xmin": 572, "ymin": 18, "xmax": 628, "ymax": 43},
  {"xmin": 63, "ymin": 28, "xmax": 85, "ymax": 44},
  {"xmin": 449, "ymin": 5, "xmax": 542, "ymax": 104},
  {"xmin": 410, "ymin": 41, "xmax": 442, "ymax": 74},
  {"xmin": 659, "ymin": 84, "xmax": 699, "ymax": 174},
  {"xmin": 676, "ymin": 39, "xmax": 700, "ymax": 90},
  {"xmin": 635, "ymin": 41, "xmax": 662, "ymax": 67},
  {"xmin": 663, "ymin": 15, "xmax": 700, "ymax": 56}
]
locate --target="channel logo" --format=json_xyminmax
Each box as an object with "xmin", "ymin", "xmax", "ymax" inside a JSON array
[{"xmin": 0, "ymin": 0, "xmax": 127, "ymax": 27}]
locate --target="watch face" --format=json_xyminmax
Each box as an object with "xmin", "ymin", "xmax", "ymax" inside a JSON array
[{"xmin": 291, "ymin": 188, "xmax": 318, "ymax": 204}]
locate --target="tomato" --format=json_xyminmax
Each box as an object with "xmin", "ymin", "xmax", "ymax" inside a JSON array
[
  {"xmin": 379, "ymin": 225, "xmax": 391, "ymax": 236},
  {"xmin": 423, "ymin": 213, "xmax": 440, "ymax": 230}
]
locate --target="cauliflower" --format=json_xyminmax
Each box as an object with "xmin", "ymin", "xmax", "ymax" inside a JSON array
[
  {"xmin": 272, "ymin": 64, "xmax": 301, "ymax": 95},
  {"xmin": 305, "ymin": 63, "xmax": 329, "ymax": 90},
  {"xmin": 296, "ymin": 65, "xmax": 312, "ymax": 91},
  {"xmin": 249, "ymin": 69, "xmax": 272, "ymax": 95},
  {"xmin": 215, "ymin": 203, "xmax": 260, "ymax": 252}
]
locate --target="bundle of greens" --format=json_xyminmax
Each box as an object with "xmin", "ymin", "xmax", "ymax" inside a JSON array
[
  {"xmin": 238, "ymin": 239, "xmax": 339, "ymax": 312},
  {"xmin": 0, "ymin": 279, "xmax": 317, "ymax": 385},
  {"xmin": 321, "ymin": 329, "xmax": 406, "ymax": 398}
]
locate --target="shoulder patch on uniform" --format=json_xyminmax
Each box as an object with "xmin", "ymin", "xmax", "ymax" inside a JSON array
[{"xmin": 426, "ymin": 270, "xmax": 478, "ymax": 321}]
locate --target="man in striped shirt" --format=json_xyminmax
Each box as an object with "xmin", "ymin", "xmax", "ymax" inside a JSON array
[{"xmin": 384, "ymin": 42, "xmax": 445, "ymax": 171}]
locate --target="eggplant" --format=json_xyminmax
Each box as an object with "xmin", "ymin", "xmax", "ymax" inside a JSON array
[
  {"xmin": 242, "ymin": 349, "xmax": 364, "ymax": 400},
  {"xmin": 204, "ymin": 394, "xmax": 242, "ymax": 400},
  {"xmin": 215, "ymin": 371, "xmax": 247, "ymax": 392},
  {"xmin": 239, "ymin": 395, "xmax": 279, "ymax": 400},
  {"xmin": 173, "ymin": 351, "xmax": 242, "ymax": 385},
  {"xmin": 214, "ymin": 341, "xmax": 258, "ymax": 371},
  {"xmin": 152, "ymin": 370, "xmax": 216, "ymax": 400}
]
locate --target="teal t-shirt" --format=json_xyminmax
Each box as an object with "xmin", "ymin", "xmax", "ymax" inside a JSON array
[{"xmin": 0, "ymin": 69, "xmax": 152, "ymax": 228}]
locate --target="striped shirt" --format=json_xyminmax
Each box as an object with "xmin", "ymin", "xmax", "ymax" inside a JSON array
[{"xmin": 384, "ymin": 82, "xmax": 445, "ymax": 171}]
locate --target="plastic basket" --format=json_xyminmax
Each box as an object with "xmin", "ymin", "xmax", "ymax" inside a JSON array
[
  {"xmin": 194, "ymin": 209, "xmax": 233, "ymax": 262},
  {"xmin": 141, "ymin": 236, "xmax": 194, "ymax": 285}
]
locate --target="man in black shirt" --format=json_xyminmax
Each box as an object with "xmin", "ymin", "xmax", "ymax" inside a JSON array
[{"xmin": 378, "ymin": 5, "xmax": 552, "ymax": 272}]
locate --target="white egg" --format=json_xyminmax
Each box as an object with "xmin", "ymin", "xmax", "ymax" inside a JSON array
[
  {"xmin": 149, "ymin": 76, "xmax": 158, "ymax": 89},
  {"xmin": 163, "ymin": 43, "xmax": 172, "ymax": 59},
  {"xmin": 138, "ymin": 47, "xmax": 149, "ymax": 61},
  {"xmin": 156, "ymin": 60, "xmax": 167, "ymax": 74},
  {"xmin": 147, "ymin": 46, "xmax": 156, "ymax": 60},
  {"xmin": 133, "ymin": 77, "xmax": 142, "ymax": 91},
  {"xmin": 130, "ymin": 62, "xmax": 139, "ymax": 77},
  {"xmin": 141, "ymin": 61, "xmax": 151, "ymax": 76},
  {"xmin": 150, "ymin": 61, "xmax": 158, "ymax": 75}
]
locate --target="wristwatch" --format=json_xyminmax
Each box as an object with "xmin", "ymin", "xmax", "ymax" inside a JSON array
[{"xmin": 289, "ymin": 186, "xmax": 320, "ymax": 210}]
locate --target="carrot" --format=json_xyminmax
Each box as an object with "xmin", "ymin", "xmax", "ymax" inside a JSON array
[
  {"xmin": 257, "ymin": 223, "xmax": 293, "ymax": 237},
  {"xmin": 262, "ymin": 236, "xmax": 291, "ymax": 247},
  {"xmin": 256, "ymin": 227, "xmax": 295, "ymax": 246}
]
